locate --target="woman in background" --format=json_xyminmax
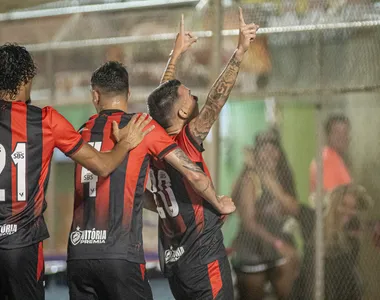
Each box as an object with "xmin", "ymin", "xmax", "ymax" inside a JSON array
[
  {"xmin": 291, "ymin": 183, "xmax": 372, "ymax": 300},
  {"xmin": 231, "ymin": 128, "xmax": 300, "ymax": 300}
]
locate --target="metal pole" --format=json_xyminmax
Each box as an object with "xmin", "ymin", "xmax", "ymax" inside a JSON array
[
  {"xmin": 314, "ymin": 31, "xmax": 324, "ymax": 300},
  {"xmin": 24, "ymin": 20, "xmax": 380, "ymax": 53},
  {"xmin": 210, "ymin": 0, "xmax": 223, "ymax": 191}
]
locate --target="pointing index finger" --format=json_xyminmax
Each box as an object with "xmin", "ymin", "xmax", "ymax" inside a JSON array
[
  {"xmin": 180, "ymin": 14, "xmax": 185, "ymax": 37},
  {"xmin": 239, "ymin": 7, "xmax": 245, "ymax": 26}
]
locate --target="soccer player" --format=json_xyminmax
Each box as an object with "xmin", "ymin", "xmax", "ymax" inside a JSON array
[
  {"xmin": 0, "ymin": 44, "xmax": 153, "ymax": 300},
  {"xmin": 66, "ymin": 61, "xmax": 235, "ymax": 300},
  {"xmin": 146, "ymin": 9, "xmax": 258, "ymax": 299}
]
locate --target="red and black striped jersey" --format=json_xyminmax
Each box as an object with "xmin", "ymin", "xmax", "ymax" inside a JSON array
[
  {"xmin": 0, "ymin": 100, "xmax": 83, "ymax": 249},
  {"xmin": 67, "ymin": 110, "xmax": 177, "ymax": 263},
  {"xmin": 149, "ymin": 124, "xmax": 226, "ymax": 275}
]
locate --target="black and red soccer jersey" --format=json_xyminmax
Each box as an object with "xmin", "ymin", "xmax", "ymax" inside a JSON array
[
  {"xmin": 149, "ymin": 124, "xmax": 226, "ymax": 276},
  {"xmin": 67, "ymin": 110, "xmax": 177, "ymax": 263},
  {"xmin": 0, "ymin": 100, "xmax": 83, "ymax": 249}
]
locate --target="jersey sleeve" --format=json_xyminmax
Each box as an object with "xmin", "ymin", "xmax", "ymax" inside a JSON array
[
  {"xmin": 174, "ymin": 124, "xmax": 204, "ymax": 162},
  {"xmin": 144, "ymin": 119, "xmax": 178, "ymax": 159},
  {"xmin": 48, "ymin": 107, "xmax": 84, "ymax": 156}
]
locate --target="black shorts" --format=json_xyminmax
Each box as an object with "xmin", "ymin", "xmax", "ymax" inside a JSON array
[
  {"xmin": 67, "ymin": 259, "xmax": 153, "ymax": 300},
  {"xmin": 168, "ymin": 256, "xmax": 233, "ymax": 300},
  {"xmin": 0, "ymin": 242, "xmax": 45, "ymax": 300}
]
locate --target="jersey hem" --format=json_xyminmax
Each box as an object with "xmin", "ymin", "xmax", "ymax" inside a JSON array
[
  {"xmin": 163, "ymin": 252, "xmax": 228, "ymax": 276},
  {"xmin": 67, "ymin": 255, "xmax": 146, "ymax": 264},
  {"xmin": 0, "ymin": 234, "xmax": 50, "ymax": 250}
]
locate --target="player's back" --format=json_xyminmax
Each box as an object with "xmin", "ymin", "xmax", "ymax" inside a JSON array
[
  {"xmin": 0, "ymin": 100, "xmax": 78, "ymax": 248},
  {"xmin": 149, "ymin": 124, "xmax": 226, "ymax": 274},
  {"xmin": 68, "ymin": 110, "xmax": 177, "ymax": 263}
]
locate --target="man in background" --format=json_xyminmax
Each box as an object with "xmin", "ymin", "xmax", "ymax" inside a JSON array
[{"xmin": 309, "ymin": 114, "xmax": 351, "ymax": 200}]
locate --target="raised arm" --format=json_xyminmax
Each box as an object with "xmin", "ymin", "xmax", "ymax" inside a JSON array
[
  {"xmin": 164, "ymin": 148, "xmax": 235, "ymax": 215},
  {"xmin": 189, "ymin": 8, "xmax": 259, "ymax": 144},
  {"xmin": 70, "ymin": 114, "xmax": 154, "ymax": 177},
  {"xmin": 160, "ymin": 14, "xmax": 197, "ymax": 84}
]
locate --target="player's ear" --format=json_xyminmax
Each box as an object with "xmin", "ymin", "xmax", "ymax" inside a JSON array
[
  {"xmin": 127, "ymin": 90, "xmax": 131, "ymax": 102},
  {"xmin": 91, "ymin": 89, "xmax": 100, "ymax": 106},
  {"xmin": 178, "ymin": 108, "xmax": 189, "ymax": 120}
]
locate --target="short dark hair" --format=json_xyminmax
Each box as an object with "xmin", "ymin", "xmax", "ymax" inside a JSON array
[
  {"xmin": 0, "ymin": 43, "xmax": 37, "ymax": 100},
  {"xmin": 91, "ymin": 61, "xmax": 129, "ymax": 96},
  {"xmin": 147, "ymin": 79, "xmax": 182, "ymax": 129},
  {"xmin": 325, "ymin": 114, "xmax": 350, "ymax": 135}
]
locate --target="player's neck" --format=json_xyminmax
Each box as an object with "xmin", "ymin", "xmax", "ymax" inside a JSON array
[
  {"xmin": 165, "ymin": 124, "xmax": 182, "ymax": 136},
  {"xmin": 98, "ymin": 99, "xmax": 128, "ymax": 113},
  {"xmin": 0, "ymin": 92, "xmax": 27, "ymax": 102},
  {"xmin": 165, "ymin": 119, "xmax": 188, "ymax": 136}
]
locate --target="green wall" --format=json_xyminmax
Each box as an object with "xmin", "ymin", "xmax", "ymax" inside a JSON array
[{"xmin": 281, "ymin": 102, "xmax": 316, "ymax": 204}]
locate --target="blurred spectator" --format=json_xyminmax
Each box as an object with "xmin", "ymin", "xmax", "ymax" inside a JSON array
[
  {"xmin": 291, "ymin": 184, "xmax": 372, "ymax": 300},
  {"xmin": 309, "ymin": 114, "xmax": 352, "ymax": 202},
  {"xmin": 231, "ymin": 128, "xmax": 299, "ymax": 300}
]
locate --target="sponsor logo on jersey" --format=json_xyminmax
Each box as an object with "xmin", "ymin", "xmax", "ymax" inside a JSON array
[
  {"xmin": 0, "ymin": 224, "xmax": 17, "ymax": 236},
  {"xmin": 70, "ymin": 226, "xmax": 107, "ymax": 245},
  {"xmin": 165, "ymin": 246, "xmax": 185, "ymax": 264}
]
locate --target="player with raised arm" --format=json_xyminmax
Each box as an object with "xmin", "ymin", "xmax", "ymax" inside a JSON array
[
  {"xmin": 66, "ymin": 61, "xmax": 234, "ymax": 300},
  {"xmin": 146, "ymin": 8, "xmax": 258, "ymax": 299},
  {"xmin": 0, "ymin": 44, "xmax": 153, "ymax": 300}
]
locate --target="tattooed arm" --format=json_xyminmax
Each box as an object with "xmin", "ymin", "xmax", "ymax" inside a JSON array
[
  {"xmin": 164, "ymin": 148, "xmax": 235, "ymax": 214},
  {"xmin": 160, "ymin": 14, "xmax": 197, "ymax": 84},
  {"xmin": 189, "ymin": 8, "xmax": 259, "ymax": 144},
  {"xmin": 161, "ymin": 53, "xmax": 179, "ymax": 84}
]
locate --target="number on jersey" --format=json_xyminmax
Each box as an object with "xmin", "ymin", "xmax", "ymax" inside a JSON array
[
  {"xmin": 0, "ymin": 143, "xmax": 27, "ymax": 201},
  {"xmin": 81, "ymin": 142, "xmax": 102, "ymax": 197},
  {"xmin": 149, "ymin": 169, "xmax": 179, "ymax": 219}
]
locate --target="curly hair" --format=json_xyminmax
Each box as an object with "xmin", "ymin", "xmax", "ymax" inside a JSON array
[
  {"xmin": 0, "ymin": 43, "xmax": 37, "ymax": 100},
  {"xmin": 91, "ymin": 61, "xmax": 129, "ymax": 96}
]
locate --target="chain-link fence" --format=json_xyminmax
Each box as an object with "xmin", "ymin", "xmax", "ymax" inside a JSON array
[
  {"xmin": 2, "ymin": 0, "xmax": 380, "ymax": 299},
  {"xmin": 222, "ymin": 97, "xmax": 380, "ymax": 300}
]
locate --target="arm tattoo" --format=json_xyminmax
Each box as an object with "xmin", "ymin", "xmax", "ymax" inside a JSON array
[
  {"xmin": 190, "ymin": 52, "xmax": 242, "ymax": 144},
  {"xmin": 161, "ymin": 62, "xmax": 176, "ymax": 84},
  {"xmin": 172, "ymin": 148, "xmax": 204, "ymax": 174},
  {"xmin": 201, "ymin": 180, "xmax": 211, "ymax": 193}
]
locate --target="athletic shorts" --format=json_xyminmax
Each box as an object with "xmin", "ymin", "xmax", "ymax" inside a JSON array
[
  {"xmin": 67, "ymin": 259, "xmax": 153, "ymax": 300},
  {"xmin": 168, "ymin": 256, "xmax": 233, "ymax": 300},
  {"xmin": 0, "ymin": 242, "xmax": 45, "ymax": 300}
]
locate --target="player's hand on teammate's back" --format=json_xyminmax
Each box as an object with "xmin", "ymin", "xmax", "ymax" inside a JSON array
[
  {"xmin": 236, "ymin": 7, "xmax": 260, "ymax": 57},
  {"xmin": 172, "ymin": 14, "xmax": 197, "ymax": 57},
  {"xmin": 217, "ymin": 195, "xmax": 236, "ymax": 215},
  {"xmin": 112, "ymin": 113, "xmax": 155, "ymax": 149}
]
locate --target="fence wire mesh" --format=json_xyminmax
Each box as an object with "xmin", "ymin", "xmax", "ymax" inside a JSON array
[
  {"xmin": 221, "ymin": 96, "xmax": 380, "ymax": 300},
  {"xmin": 2, "ymin": 0, "xmax": 380, "ymax": 299}
]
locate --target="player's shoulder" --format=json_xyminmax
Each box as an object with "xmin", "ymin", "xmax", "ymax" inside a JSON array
[
  {"xmin": 40, "ymin": 105, "xmax": 63, "ymax": 120},
  {"xmin": 176, "ymin": 124, "xmax": 205, "ymax": 153},
  {"xmin": 127, "ymin": 113, "xmax": 165, "ymax": 132},
  {"xmin": 41, "ymin": 105, "xmax": 55, "ymax": 113}
]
